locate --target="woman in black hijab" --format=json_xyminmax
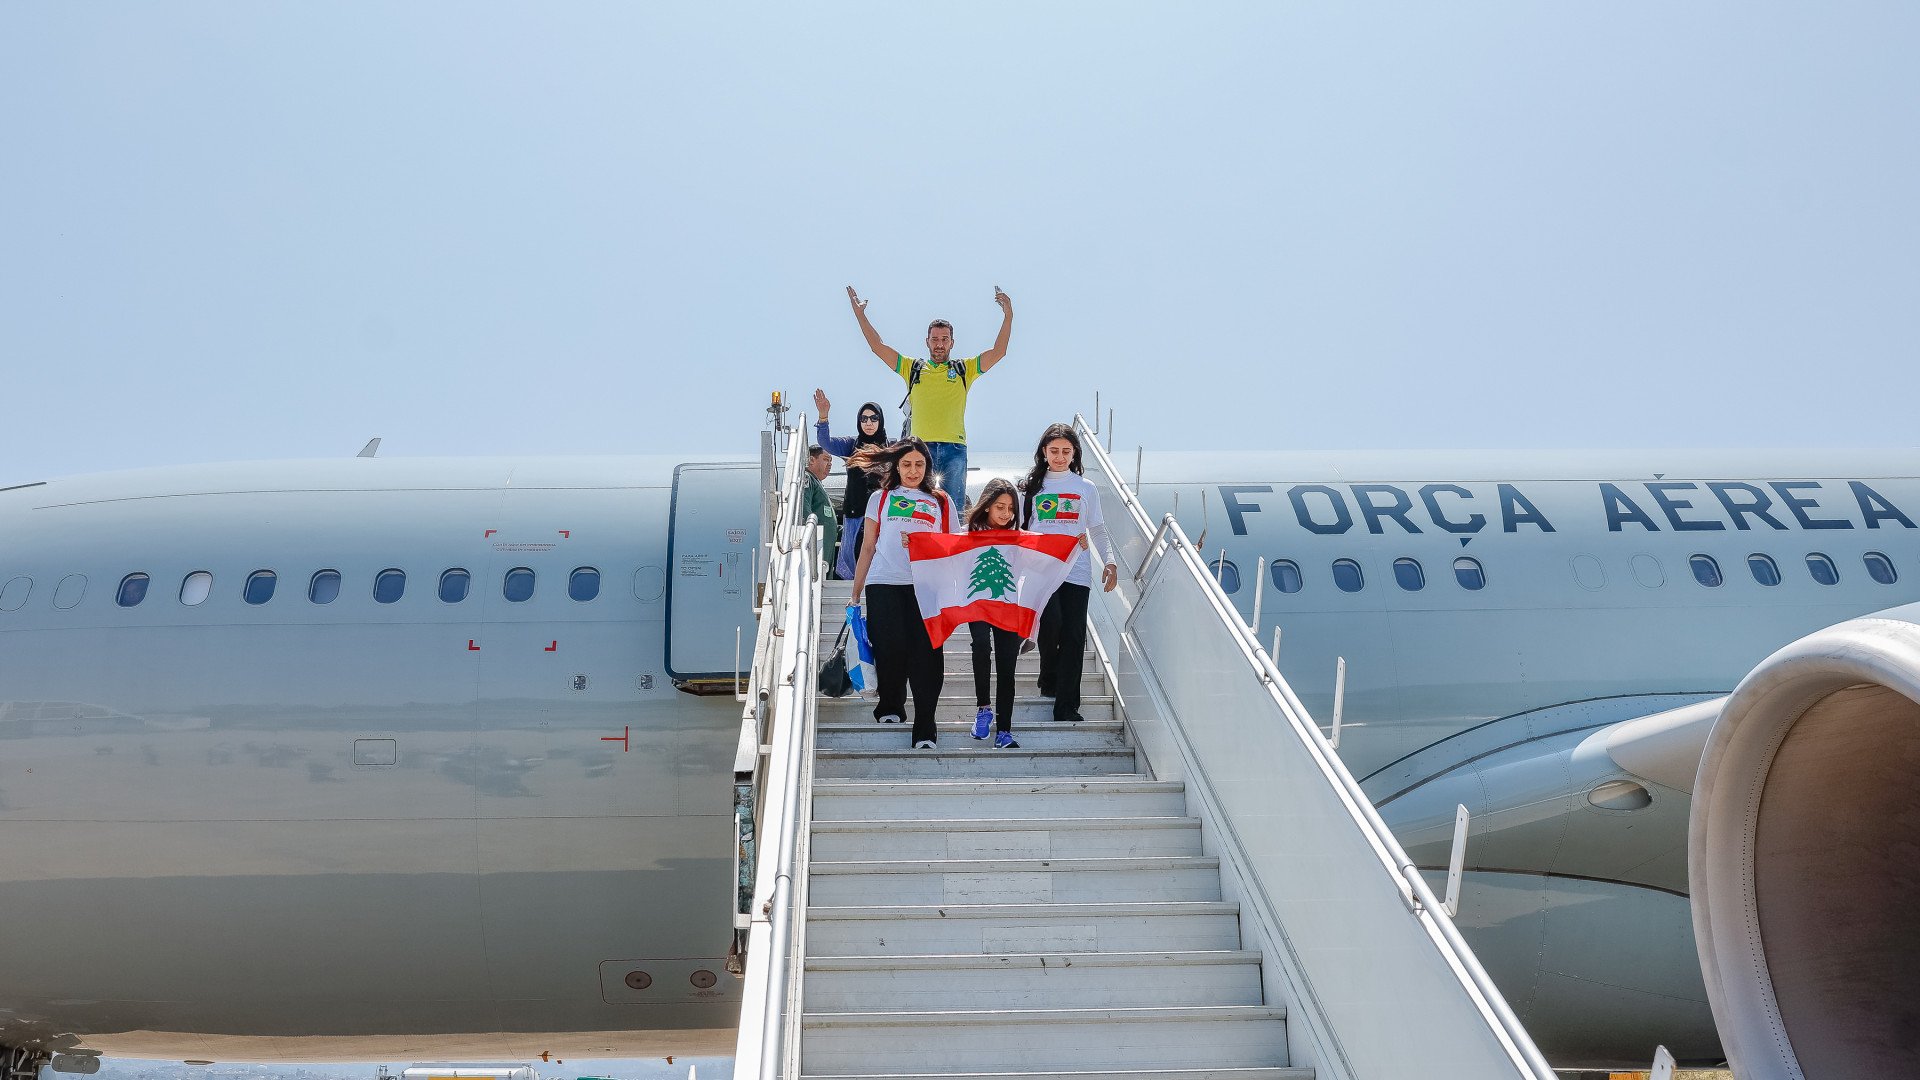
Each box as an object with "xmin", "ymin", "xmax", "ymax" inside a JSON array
[{"xmin": 814, "ymin": 389, "xmax": 889, "ymax": 580}]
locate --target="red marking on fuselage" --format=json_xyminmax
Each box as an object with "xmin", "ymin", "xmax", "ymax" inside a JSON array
[
  {"xmin": 601, "ymin": 726, "xmax": 630, "ymax": 752},
  {"xmin": 558, "ymin": 530, "xmax": 570, "ymax": 538},
  {"xmin": 467, "ymin": 639, "xmax": 480, "ymax": 651},
  {"xmin": 545, "ymin": 640, "xmax": 558, "ymax": 652},
  {"xmin": 484, "ymin": 529, "xmax": 498, "ymax": 538}
]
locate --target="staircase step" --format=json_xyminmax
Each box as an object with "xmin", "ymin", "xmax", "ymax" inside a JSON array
[
  {"xmin": 807, "ymin": 902, "xmax": 1245, "ymax": 956},
  {"xmin": 815, "ymin": 700, "xmax": 1116, "ymax": 725},
  {"xmin": 807, "ymin": 856, "xmax": 1222, "ymax": 906},
  {"xmin": 800, "ymin": 1006, "xmax": 1291, "ymax": 1074},
  {"xmin": 805, "ymin": 950, "xmax": 1263, "ymax": 1010},
  {"xmin": 809, "ymin": 817, "xmax": 1201, "ymax": 860},
  {"xmin": 814, "ymin": 746, "xmax": 1138, "ymax": 780},
  {"xmin": 802, "ymin": 1060, "xmax": 1313, "ymax": 1068},
  {"xmin": 813, "ymin": 778, "xmax": 1188, "ymax": 819},
  {"xmin": 816, "ymin": 720, "xmax": 1127, "ymax": 752},
  {"xmin": 820, "ymin": 690, "xmax": 1112, "ymax": 705}
]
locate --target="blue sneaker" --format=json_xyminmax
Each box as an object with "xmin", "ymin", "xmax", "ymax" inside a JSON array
[
  {"xmin": 971, "ymin": 707, "xmax": 993, "ymax": 740},
  {"xmin": 993, "ymin": 730, "xmax": 1020, "ymax": 749}
]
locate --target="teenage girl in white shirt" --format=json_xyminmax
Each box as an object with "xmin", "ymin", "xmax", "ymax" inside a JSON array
[
  {"xmin": 1019, "ymin": 423, "xmax": 1118, "ymax": 723},
  {"xmin": 848, "ymin": 437, "xmax": 955, "ymax": 748}
]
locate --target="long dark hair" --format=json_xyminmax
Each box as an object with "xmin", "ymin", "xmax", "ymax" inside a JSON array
[
  {"xmin": 849, "ymin": 437, "xmax": 940, "ymax": 497},
  {"xmin": 852, "ymin": 401, "xmax": 889, "ymax": 447},
  {"xmin": 966, "ymin": 477, "xmax": 1021, "ymax": 532},
  {"xmin": 1020, "ymin": 422, "xmax": 1082, "ymax": 501}
]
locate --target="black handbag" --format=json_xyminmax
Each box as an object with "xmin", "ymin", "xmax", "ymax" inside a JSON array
[{"xmin": 818, "ymin": 620, "xmax": 854, "ymax": 697}]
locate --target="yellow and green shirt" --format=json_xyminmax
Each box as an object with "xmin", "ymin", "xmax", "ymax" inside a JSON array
[{"xmin": 893, "ymin": 354, "xmax": 984, "ymax": 445}]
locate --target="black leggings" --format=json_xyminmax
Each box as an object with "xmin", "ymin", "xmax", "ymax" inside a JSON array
[
  {"xmin": 866, "ymin": 584, "xmax": 944, "ymax": 744},
  {"xmin": 1037, "ymin": 582, "xmax": 1091, "ymax": 721},
  {"xmin": 969, "ymin": 621, "xmax": 1020, "ymax": 733}
]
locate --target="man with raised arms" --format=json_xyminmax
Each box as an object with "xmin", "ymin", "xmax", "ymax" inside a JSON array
[{"xmin": 845, "ymin": 284, "xmax": 1014, "ymax": 507}]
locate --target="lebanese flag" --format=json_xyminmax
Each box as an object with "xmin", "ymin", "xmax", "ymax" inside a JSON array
[{"xmin": 906, "ymin": 530, "xmax": 1081, "ymax": 648}]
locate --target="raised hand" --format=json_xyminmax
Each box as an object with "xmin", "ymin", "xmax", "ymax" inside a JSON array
[
  {"xmin": 992, "ymin": 286, "xmax": 1012, "ymax": 315},
  {"xmin": 849, "ymin": 285, "xmax": 896, "ymax": 365},
  {"xmin": 813, "ymin": 388, "xmax": 831, "ymax": 419}
]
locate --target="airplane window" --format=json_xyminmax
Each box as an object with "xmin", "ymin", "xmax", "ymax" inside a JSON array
[
  {"xmin": 1332, "ymin": 559, "xmax": 1364, "ymax": 593},
  {"xmin": 1211, "ymin": 557, "xmax": 1241, "ymax": 594},
  {"xmin": 1689, "ymin": 554, "xmax": 1723, "ymax": 588},
  {"xmin": 0, "ymin": 577, "xmax": 29, "ymax": 612},
  {"xmin": 53, "ymin": 574, "xmax": 87, "ymax": 611},
  {"xmin": 1747, "ymin": 554, "xmax": 1781, "ymax": 587},
  {"xmin": 179, "ymin": 571, "xmax": 213, "ymax": 606},
  {"xmin": 1453, "ymin": 556, "xmax": 1486, "ymax": 591},
  {"xmin": 1270, "ymin": 559, "xmax": 1303, "ymax": 594},
  {"xmin": 1393, "ymin": 558, "xmax": 1425, "ymax": 591},
  {"xmin": 504, "ymin": 567, "xmax": 536, "ymax": 602},
  {"xmin": 1864, "ymin": 552, "xmax": 1897, "ymax": 585},
  {"xmin": 244, "ymin": 571, "xmax": 276, "ymax": 605},
  {"xmin": 309, "ymin": 569, "xmax": 342, "ymax": 605},
  {"xmin": 117, "ymin": 573, "xmax": 151, "ymax": 608},
  {"xmin": 439, "ymin": 568, "xmax": 471, "ymax": 603},
  {"xmin": 1806, "ymin": 553, "xmax": 1839, "ymax": 586},
  {"xmin": 374, "ymin": 569, "xmax": 406, "ymax": 604},
  {"xmin": 569, "ymin": 566, "xmax": 602, "ymax": 602}
]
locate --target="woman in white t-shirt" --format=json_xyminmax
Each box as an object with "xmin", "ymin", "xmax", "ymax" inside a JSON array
[
  {"xmin": 849, "ymin": 437, "xmax": 956, "ymax": 748},
  {"xmin": 1019, "ymin": 423, "xmax": 1117, "ymax": 724}
]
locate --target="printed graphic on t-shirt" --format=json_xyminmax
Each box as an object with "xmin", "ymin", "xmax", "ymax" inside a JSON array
[
  {"xmin": 1034, "ymin": 493, "xmax": 1081, "ymax": 522},
  {"xmin": 887, "ymin": 494, "xmax": 939, "ymax": 526}
]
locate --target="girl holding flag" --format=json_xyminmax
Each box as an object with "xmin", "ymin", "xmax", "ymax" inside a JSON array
[
  {"xmin": 965, "ymin": 478, "xmax": 1028, "ymax": 749},
  {"xmin": 848, "ymin": 437, "xmax": 955, "ymax": 748},
  {"xmin": 1021, "ymin": 423, "xmax": 1118, "ymax": 724}
]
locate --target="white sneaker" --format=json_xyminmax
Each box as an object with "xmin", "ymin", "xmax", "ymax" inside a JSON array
[
  {"xmin": 877, "ymin": 713, "xmax": 904, "ymax": 724},
  {"xmin": 913, "ymin": 740, "xmax": 937, "ymax": 750}
]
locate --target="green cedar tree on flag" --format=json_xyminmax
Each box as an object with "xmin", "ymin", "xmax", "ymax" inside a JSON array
[{"xmin": 967, "ymin": 546, "xmax": 1018, "ymax": 600}]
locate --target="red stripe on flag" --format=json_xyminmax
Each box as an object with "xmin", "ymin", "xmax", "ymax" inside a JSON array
[
  {"xmin": 923, "ymin": 598, "xmax": 1040, "ymax": 649},
  {"xmin": 907, "ymin": 530, "xmax": 1079, "ymax": 561}
]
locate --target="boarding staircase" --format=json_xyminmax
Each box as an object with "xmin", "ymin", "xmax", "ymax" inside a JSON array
[
  {"xmin": 732, "ymin": 418, "xmax": 1555, "ymax": 1080},
  {"xmin": 800, "ymin": 577, "xmax": 1299, "ymax": 1079}
]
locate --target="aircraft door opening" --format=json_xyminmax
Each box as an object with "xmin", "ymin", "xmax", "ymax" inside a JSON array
[{"xmin": 664, "ymin": 462, "xmax": 760, "ymax": 688}]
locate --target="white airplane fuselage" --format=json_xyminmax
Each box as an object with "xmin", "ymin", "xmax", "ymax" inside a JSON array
[{"xmin": 3, "ymin": 448, "xmax": 1916, "ymax": 1065}]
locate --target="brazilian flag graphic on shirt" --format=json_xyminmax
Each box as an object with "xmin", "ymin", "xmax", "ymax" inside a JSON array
[
  {"xmin": 887, "ymin": 494, "xmax": 938, "ymax": 526},
  {"xmin": 1035, "ymin": 493, "xmax": 1081, "ymax": 522}
]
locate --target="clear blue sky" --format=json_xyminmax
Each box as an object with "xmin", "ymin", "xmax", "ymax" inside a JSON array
[{"xmin": 5, "ymin": 3, "xmax": 1919, "ymax": 488}]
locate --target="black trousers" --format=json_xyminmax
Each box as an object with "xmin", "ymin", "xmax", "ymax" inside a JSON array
[
  {"xmin": 969, "ymin": 621, "xmax": 1020, "ymax": 732},
  {"xmin": 1037, "ymin": 582, "xmax": 1091, "ymax": 721},
  {"xmin": 866, "ymin": 584, "xmax": 944, "ymax": 744}
]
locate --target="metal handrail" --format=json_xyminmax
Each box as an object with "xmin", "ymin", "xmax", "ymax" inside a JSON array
[
  {"xmin": 736, "ymin": 521, "xmax": 817, "ymax": 1080},
  {"xmin": 733, "ymin": 418, "xmax": 825, "ymax": 1080},
  {"xmin": 1072, "ymin": 416, "xmax": 1554, "ymax": 1079},
  {"xmin": 1131, "ymin": 512, "xmax": 1177, "ymax": 585},
  {"xmin": 773, "ymin": 413, "xmax": 813, "ymax": 556}
]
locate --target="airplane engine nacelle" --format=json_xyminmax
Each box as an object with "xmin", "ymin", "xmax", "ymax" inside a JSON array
[{"xmin": 1690, "ymin": 605, "xmax": 1920, "ymax": 1080}]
